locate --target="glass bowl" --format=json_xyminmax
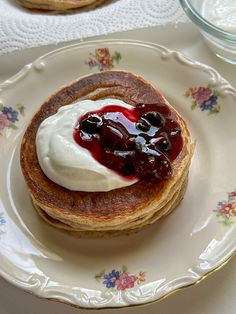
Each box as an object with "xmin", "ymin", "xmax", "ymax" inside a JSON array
[{"xmin": 179, "ymin": 0, "xmax": 236, "ymax": 64}]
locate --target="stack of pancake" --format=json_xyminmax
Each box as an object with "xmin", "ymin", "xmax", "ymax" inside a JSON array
[
  {"xmin": 19, "ymin": 0, "xmax": 110, "ymax": 13},
  {"xmin": 20, "ymin": 71, "xmax": 194, "ymax": 237}
]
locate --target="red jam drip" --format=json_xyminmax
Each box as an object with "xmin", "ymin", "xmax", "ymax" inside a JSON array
[{"xmin": 73, "ymin": 103, "xmax": 183, "ymax": 182}]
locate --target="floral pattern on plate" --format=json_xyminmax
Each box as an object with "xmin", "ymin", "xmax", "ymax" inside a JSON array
[
  {"xmin": 214, "ymin": 191, "xmax": 236, "ymax": 225},
  {"xmin": 86, "ymin": 48, "xmax": 121, "ymax": 71},
  {"xmin": 0, "ymin": 103, "xmax": 25, "ymax": 135},
  {"xmin": 185, "ymin": 86, "xmax": 220, "ymax": 114},
  {"xmin": 95, "ymin": 266, "xmax": 145, "ymax": 291}
]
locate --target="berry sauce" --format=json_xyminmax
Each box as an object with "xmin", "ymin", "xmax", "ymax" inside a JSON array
[{"xmin": 73, "ymin": 103, "xmax": 183, "ymax": 182}]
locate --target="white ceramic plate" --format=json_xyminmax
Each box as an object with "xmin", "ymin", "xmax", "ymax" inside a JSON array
[{"xmin": 0, "ymin": 39, "xmax": 235, "ymax": 309}]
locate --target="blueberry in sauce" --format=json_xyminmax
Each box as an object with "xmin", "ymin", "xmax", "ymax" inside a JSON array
[
  {"xmin": 80, "ymin": 114, "xmax": 102, "ymax": 134},
  {"xmin": 73, "ymin": 103, "xmax": 183, "ymax": 182},
  {"xmin": 136, "ymin": 118, "xmax": 151, "ymax": 132},
  {"xmin": 159, "ymin": 139, "xmax": 171, "ymax": 152},
  {"xmin": 100, "ymin": 121, "xmax": 131, "ymax": 151},
  {"xmin": 141, "ymin": 111, "xmax": 164, "ymax": 128}
]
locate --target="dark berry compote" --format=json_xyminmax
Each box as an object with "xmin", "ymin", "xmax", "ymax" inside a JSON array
[{"xmin": 73, "ymin": 102, "xmax": 183, "ymax": 182}]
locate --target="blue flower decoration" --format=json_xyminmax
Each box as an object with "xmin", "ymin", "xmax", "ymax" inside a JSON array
[
  {"xmin": 102, "ymin": 270, "xmax": 120, "ymax": 288},
  {"xmin": 2, "ymin": 106, "xmax": 18, "ymax": 123},
  {"xmin": 200, "ymin": 95, "xmax": 217, "ymax": 111}
]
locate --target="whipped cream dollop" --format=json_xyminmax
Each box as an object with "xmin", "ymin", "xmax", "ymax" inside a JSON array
[
  {"xmin": 201, "ymin": 0, "xmax": 236, "ymax": 33},
  {"xmin": 36, "ymin": 99, "xmax": 138, "ymax": 192}
]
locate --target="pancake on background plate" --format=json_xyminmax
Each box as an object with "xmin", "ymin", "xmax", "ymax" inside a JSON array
[
  {"xmin": 20, "ymin": 71, "xmax": 194, "ymax": 237},
  {"xmin": 19, "ymin": 0, "xmax": 111, "ymax": 13}
]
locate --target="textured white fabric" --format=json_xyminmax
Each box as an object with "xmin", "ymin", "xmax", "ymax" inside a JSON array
[{"xmin": 0, "ymin": 0, "xmax": 187, "ymax": 54}]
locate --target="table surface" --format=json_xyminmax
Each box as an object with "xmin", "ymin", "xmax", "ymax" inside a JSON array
[{"xmin": 0, "ymin": 23, "xmax": 235, "ymax": 314}]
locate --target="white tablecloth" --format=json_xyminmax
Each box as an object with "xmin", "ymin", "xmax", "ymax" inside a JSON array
[{"xmin": 0, "ymin": 0, "xmax": 187, "ymax": 54}]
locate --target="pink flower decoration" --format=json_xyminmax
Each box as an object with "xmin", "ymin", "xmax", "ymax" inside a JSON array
[
  {"xmin": 86, "ymin": 48, "xmax": 121, "ymax": 72},
  {"xmin": 115, "ymin": 273, "xmax": 136, "ymax": 291},
  {"xmin": 219, "ymin": 202, "xmax": 236, "ymax": 217},
  {"xmin": 0, "ymin": 112, "xmax": 10, "ymax": 129},
  {"xmin": 192, "ymin": 87, "xmax": 212, "ymax": 103},
  {"xmin": 229, "ymin": 192, "xmax": 236, "ymax": 198},
  {"xmin": 101, "ymin": 59, "xmax": 109, "ymax": 67}
]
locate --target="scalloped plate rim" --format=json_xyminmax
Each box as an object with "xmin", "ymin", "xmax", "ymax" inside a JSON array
[{"xmin": 0, "ymin": 39, "xmax": 236, "ymax": 309}]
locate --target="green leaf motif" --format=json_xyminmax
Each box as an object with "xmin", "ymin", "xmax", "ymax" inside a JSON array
[
  {"xmin": 191, "ymin": 102, "xmax": 197, "ymax": 110},
  {"xmin": 110, "ymin": 288, "xmax": 116, "ymax": 293},
  {"xmin": 16, "ymin": 104, "xmax": 25, "ymax": 116},
  {"xmin": 121, "ymin": 265, "xmax": 128, "ymax": 274},
  {"xmin": 8, "ymin": 124, "xmax": 18, "ymax": 130},
  {"xmin": 0, "ymin": 103, "xmax": 3, "ymax": 111},
  {"xmin": 208, "ymin": 110, "xmax": 215, "ymax": 115},
  {"xmin": 222, "ymin": 216, "xmax": 234, "ymax": 226},
  {"xmin": 89, "ymin": 52, "xmax": 96, "ymax": 58},
  {"xmin": 113, "ymin": 51, "xmax": 122, "ymax": 63},
  {"xmin": 213, "ymin": 90, "xmax": 220, "ymax": 97},
  {"xmin": 95, "ymin": 276, "xmax": 101, "ymax": 283},
  {"xmin": 95, "ymin": 269, "xmax": 105, "ymax": 282},
  {"xmin": 208, "ymin": 106, "xmax": 220, "ymax": 115},
  {"xmin": 215, "ymin": 210, "xmax": 235, "ymax": 226}
]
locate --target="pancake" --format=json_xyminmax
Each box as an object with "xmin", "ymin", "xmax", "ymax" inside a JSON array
[
  {"xmin": 19, "ymin": 0, "xmax": 111, "ymax": 13},
  {"xmin": 33, "ymin": 174, "xmax": 188, "ymax": 238},
  {"xmin": 20, "ymin": 70, "xmax": 194, "ymax": 236}
]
